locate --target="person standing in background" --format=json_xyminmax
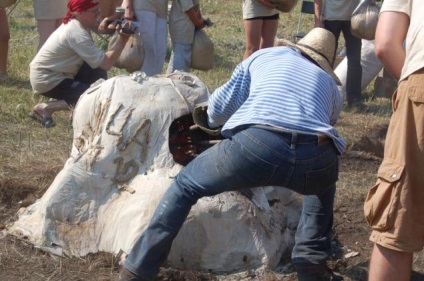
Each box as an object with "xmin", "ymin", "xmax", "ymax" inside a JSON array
[
  {"xmin": 121, "ymin": 0, "xmax": 168, "ymax": 76},
  {"xmin": 33, "ymin": 0, "xmax": 68, "ymax": 50},
  {"xmin": 242, "ymin": 0, "xmax": 279, "ymax": 60},
  {"xmin": 166, "ymin": 0, "xmax": 209, "ymax": 73},
  {"xmin": 364, "ymin": 1, "xmax": 424, "ymax": 280},
  {"xmin": 0, "ymin": 7, "xmax": 10, "ymax": 82},
  {"xmin": 314, "ymin": 0, "xmax": 362, "ymax": 107}
]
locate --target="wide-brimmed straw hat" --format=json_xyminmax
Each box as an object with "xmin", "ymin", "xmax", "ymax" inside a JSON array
[{"xmin": 276, "ymin": 28, "xmax": 341, "ymax": 85}]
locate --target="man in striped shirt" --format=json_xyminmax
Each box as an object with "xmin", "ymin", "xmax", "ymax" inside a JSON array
[{"xmin": 117, "ymin": 28, "xmax": 345, "ymax": 281}]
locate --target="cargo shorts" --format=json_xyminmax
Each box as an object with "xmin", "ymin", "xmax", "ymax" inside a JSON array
[{"xmin": 364, "ymin": 68, "xmax": 424, "ymax": 253}]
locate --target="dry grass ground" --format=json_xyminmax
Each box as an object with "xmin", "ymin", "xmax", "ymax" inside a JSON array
[{"xmin": 1, "ymin": 0, "xmax": 423, "ymax": 280}]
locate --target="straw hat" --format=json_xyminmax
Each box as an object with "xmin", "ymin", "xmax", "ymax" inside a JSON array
[{"xmin": 276, "ymin": 28, "xmax": 341, "ymax": 85}]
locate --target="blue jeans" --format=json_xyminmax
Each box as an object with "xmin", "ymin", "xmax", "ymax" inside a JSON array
[{"xmin": 124, "ymin": 126, "xmax": 339, "ymax": 279}]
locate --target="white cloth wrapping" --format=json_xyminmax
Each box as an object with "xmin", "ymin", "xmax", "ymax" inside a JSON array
[{"xmin": 9, "ymin": 72, "xmax": 302, "ymax": 272}]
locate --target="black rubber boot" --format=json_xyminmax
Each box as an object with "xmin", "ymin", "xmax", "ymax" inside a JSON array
[{"xmin": 295, "ymin": 263, "xmax": 344, "ymax": 281}]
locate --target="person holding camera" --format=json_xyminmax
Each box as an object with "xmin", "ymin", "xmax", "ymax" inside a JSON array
[{"xmin": 29, "ymin": 0, "xmax": 131, "ymax": 128}]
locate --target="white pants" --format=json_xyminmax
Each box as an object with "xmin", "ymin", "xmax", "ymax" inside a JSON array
[
  {"xmin": 166, "ymin": 43, "xmax": 192, "ymax": 74},
  {"xmin": 134, "ymin": 10, "xmax": 167, "ymax": 76}
]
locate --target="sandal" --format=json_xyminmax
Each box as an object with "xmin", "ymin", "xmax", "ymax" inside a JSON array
[{"xmin": 29, "ymin": 111, "xmax": 56, "ymax": 128}]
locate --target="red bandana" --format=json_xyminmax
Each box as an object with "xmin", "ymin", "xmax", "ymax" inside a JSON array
[{"xmin": 63, "ymin": 0, "xmax": 99, "ymax": 24}]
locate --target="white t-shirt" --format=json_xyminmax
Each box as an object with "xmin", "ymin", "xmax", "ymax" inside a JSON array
[
  {"xmin": 133, "ymin": 0, "xmax": 169, "ymax": 18},
  {"xmin": 30, "ymin": 19, "xmax": 105, "ymax": 94},
  {"xmin": 320, "ymin": 0, "xmax": 359, "ymax": 21},
  {"xmin": 381, "ymin": 0, "xmax": 424, "ymax": 82}
]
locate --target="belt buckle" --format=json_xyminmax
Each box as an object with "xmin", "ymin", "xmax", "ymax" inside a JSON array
[{"xmin": 317, "ymin": 134, "xmax": 331, "ymax": 146}]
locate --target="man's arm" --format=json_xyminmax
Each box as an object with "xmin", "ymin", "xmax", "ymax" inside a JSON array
[
  {"xmin": 374, "ymin": 11, "xmax": 409, "ymax": 80},
  {"xmin": 314, "ymin": 0, "xmax": 323, "ymax": 28},
  {"xmin": 207, "ymin": 64, "xmax": 250, "ymax": 128},
  {"xmin": 186, "ymin": 7, "xmax": 205, "ymax": 29},
  {"xmin": 99, "ymin": 28, "xmax": 130, "ymax": 71}
]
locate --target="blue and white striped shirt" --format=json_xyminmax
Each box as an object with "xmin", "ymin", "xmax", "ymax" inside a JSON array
[{"xmin": 207, "ymin": 47, "xmax": 346, "ymax": 154}]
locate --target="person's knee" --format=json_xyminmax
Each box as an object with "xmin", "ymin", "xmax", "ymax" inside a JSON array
[{"xmin": 173, "ymin": 170, "xmax": 202, "ymax": 203}]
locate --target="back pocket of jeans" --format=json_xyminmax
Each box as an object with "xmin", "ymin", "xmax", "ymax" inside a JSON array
[
  {"xmin": 364, "ymin": 160, "xmax": 404, "ymax": 231},
  {"xmin": 304, "ymin": 158, "xmax": 338, "ymax": 195}
]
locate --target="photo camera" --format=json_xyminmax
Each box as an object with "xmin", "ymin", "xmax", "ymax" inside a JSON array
[{"xmin": 116, "ymin": 19, "xmax": 140, "ymax": 35}]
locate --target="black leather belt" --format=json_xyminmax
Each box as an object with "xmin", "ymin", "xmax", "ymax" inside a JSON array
[
  {"xmin": 275, "ymin": 130, "xmax": 333, "ymax": 148},
  {"xmin": 246, "ymin": 125, "xmax": 333, "ymax": 147}
]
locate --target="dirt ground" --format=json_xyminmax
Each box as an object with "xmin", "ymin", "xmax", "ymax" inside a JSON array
[{"xmin": 0, "ymin": 111, "xmax": 423, "ymax": 281}]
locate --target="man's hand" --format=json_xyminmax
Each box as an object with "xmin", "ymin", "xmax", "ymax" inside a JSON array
[
  {"xmin": 203, "ymin": 18, "xmax": 214, "ymax": 27},
  {"xmin": 98, "ymin": 17, "xmax": 116, "ymax": 34},
  {"xmin": 116, "ymin": 20, "xmax": 137, "ymax": 38}
]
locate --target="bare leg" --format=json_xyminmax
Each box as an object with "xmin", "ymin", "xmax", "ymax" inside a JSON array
[
  {"xmin": 368, "ymin": 243, "xmax": 413, "ymax": 281},
  {"xmin": 33, "ymin": 100, "xmax": 69, "ymax": 119},
  {"xmin": 260, "ymin": 19, "xmax": 278, "ymax": 49},
  {"xmin": 243, "ymin": 19, "xmax": 263, "ymax": 60},
  {"xmin": 0, "ymin": 9, "xmax": 10, "ymax": 79},
  {"xmin": 37, "ymin": 19, "xmax": 62, "ymax": 50}
]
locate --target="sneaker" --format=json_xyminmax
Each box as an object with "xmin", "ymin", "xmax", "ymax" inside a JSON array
[
  {"xmin": 295, "ymin": 263, "xmax": 343, "ymax": 281},
  {"xmin": 116, "ymin": 267, "xmax": 150, "ymax": 281}
]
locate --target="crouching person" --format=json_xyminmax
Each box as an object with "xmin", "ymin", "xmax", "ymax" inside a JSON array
[
  {"xmin": 117, "ymin": 28, "xmax": 346, "ymax": 281},
  {"xmin": 29, "ymin": 0, "xmax": 130, "ymax": 128}
]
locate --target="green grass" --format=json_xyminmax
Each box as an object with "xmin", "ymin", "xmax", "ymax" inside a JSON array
[
  {"xmin": 2, "ymin": 1, "xmax": 416, "ymax": 280},
  {"xmin": 0, "ymin": 0, "xmax": 393, "ymax": 187},
  {"xmin": 0, "ymin": 0, "xmax": 391, "ymax": 195}
]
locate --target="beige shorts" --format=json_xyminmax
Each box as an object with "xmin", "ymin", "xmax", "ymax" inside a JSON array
[
  {"xmin": 32, "ymin": 0, "xmax": 67, "ymax": 20},
  {"xmin": 364, "ymin": 68, "xmax": 424, "ymax": 253},
  {"xmin": 242, "ymin": 0, "xmax": 278, "ymax": 20}
]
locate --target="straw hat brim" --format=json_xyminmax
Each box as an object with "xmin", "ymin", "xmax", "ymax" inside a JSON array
[{"xmin": 277, "ymin": 39, "xmax": 342, "ymax": 86}]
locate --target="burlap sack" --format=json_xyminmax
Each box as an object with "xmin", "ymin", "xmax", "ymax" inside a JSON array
[
  {"xmin": 191, "ymin": 29, "xmax": 214, "ymax": 71},
  {"xmin": 0, "ymin": 0, "xmax": 16, "ymax": 8},
  {"xmin": 108, "ymin": 32, "xmax": 145, "ymax": 73},
  {"xmin": 351, "ymin": 0, "xmax": 380, "ymax": 40},
  {"xmin": 269, "ymin": 0, "xmax": 298, "ymax": 13}
]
